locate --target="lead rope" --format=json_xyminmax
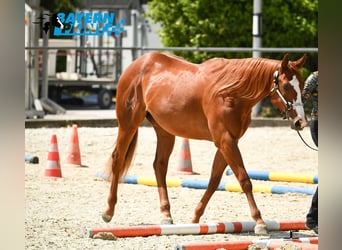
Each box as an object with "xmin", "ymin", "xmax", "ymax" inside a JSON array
[{"xmin": 296, "ymin": 131, "xmax": 318, "ymax": 151}]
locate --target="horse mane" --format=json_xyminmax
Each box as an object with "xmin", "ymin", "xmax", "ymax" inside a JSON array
[{"xmin": 201, "ymin": 57, "xmax": 280, "ymax": 101}]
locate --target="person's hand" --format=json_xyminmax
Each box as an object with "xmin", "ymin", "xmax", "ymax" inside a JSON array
[{"xmin": 302, "ymin": 93, "xmax": 310, "ymax": 100}]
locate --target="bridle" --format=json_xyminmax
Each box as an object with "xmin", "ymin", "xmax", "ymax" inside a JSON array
[
  {"xmin": 270, "ymin": 70, "xmax": 318, "ymax": 152},
  {"xmin": 269, "ymin": 70, "xmax": 294, "ymax": 119}
]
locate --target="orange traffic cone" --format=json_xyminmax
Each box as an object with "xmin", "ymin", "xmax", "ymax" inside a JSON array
[
  {"xmin": 45, "ymin": 134, "xmax": 62, "ymax": 178},
  {"xmin": 175, "ymin": 138, "xmax": 199, "ymax": 175},
  {"xmin": 65, "ymin": 124, "xmax": 82, "ymax": 166}
]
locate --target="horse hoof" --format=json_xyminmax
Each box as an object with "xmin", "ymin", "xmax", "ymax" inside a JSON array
[
  {"xmin": 254, "ymin": 224, "xmax": 268, "ymax": 235},
  {"xmin": 161, "ymin": 218, "xmax": 173, "ymax": 224},
  {"xmin": 102, "ymin": 213, "xmax": 113, "ymax": 223}
]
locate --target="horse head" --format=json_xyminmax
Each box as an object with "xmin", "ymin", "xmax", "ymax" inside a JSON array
[{"xmin": 269, "ymin": 54, "xmax": 308, "ymax": 130}]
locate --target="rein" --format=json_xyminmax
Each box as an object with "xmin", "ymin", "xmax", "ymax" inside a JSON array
[{"xmin": 296, "ymin": 130, "xmax": 318, "ymax": 151}]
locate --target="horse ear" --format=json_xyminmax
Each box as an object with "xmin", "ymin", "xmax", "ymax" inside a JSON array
[
  {"xmin": 281, "ymin": 54, "xmax": 289, "ymax": 70},
  {"xmin": 294, "ymin": 54, "xmax": 307, "ymax": 68}
]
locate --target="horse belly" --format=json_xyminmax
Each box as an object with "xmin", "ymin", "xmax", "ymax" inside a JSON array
[
  {"xmin": 147, "ymin": 101, "xmax": 212, "ymax": 140},
  {"xmin": 158, "ymin": 114, "xmax": 210, "ymax": 140}
]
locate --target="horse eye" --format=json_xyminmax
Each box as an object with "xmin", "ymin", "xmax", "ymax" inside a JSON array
[{"xmin": 283, "ymin": 83, "xmax": 290, "ymax": 91}]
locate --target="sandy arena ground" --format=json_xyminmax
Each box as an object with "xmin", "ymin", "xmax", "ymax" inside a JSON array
[{"xmin": 25, "ymin": 125, "xmax": 318, "ymax": 249}]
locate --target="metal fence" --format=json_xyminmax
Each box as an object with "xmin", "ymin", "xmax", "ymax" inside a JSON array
[
  {"xmin": 25, "ymin": 46, "xmax": 318, "ymax": 117},
  {"xmin": 25, "ymin": 46, "xmax": 318, "ymax": 53}
]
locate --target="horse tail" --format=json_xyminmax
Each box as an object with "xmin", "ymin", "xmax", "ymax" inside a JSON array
[
  {"xmin": 120, "ymin": 129, "xmax": 138, "ymax": 177},
  {"xmin": 102, "ymin": 129, "xmax": 138, "ymax": 181}
]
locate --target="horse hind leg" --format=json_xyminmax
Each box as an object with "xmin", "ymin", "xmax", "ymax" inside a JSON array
[
  {"xmin": 147, "ymin": 113, "xmax": 176, "ymax": 224},
  {"xmin": 102, "ymin": 128, "xmax": 139, "ymax": 223},
  {"xmin": 103, "ymin": 108, "xmax": 145, "ymax": 223},
  {"xmin": 102, "ymin": 69, "xmax": 147, "ymax": 223}
]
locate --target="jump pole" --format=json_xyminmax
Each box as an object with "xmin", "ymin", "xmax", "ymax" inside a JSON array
[
  {"xmin": 175, "ymin": 237, "xmax": 318, "ymax": 250},
  {"xmin": 226, "ymin": 169, "xmax": 318, "ymax": 184},
  {"xmin": 84, "ymin": 220, "xmax": 307, "ymax": 238},
  {"xmin": 122, "ymin": 175, "xmax": 315, "ymax": 195}
]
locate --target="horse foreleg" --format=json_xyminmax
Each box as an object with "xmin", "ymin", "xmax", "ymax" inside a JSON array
[
  {"xmin": 218, "ymin": 132, "xmax": 267, "ymax": 235},
  {"xmin": 152, "ymin": 128, "xmax": 175, "ymax": 224},
  {"xmin": 192, "ymin": 149, "xmax": 227, "ymax": 223}
]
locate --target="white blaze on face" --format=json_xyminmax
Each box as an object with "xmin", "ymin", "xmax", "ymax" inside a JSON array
[{"xmin": 289, "ymin": 75, "xmax": 306, "ymax": 121}]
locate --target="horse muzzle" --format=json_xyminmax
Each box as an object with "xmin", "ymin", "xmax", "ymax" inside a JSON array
[{"xmin": 291, "ymin": 116, "xmax": 308, "ymax": 131}]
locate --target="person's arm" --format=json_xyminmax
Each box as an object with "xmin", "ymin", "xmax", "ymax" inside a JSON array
[{"xmin": 302, "ymin": 73, "xmax": 318, "ymax": 101}]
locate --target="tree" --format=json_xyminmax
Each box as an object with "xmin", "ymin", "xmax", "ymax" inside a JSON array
[
  {"xmin": 146, "ymin": 0, "xmax": 317, "ymax": 71},
  {"xmin": 39, "ymin": 0, "xmax": 83, "ymax": 13},
  {"xmin": 146, "ymin": 0, "xmax": 317, "ymax": 117},
  {"xmin": 262, "ymin": 0, "xmax": 318, "ymax": 71}
]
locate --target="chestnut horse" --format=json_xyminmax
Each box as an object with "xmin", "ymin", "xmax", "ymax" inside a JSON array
[{"xmin": 102, "ymin": 52, "xmax": 307, "ymax": 235}]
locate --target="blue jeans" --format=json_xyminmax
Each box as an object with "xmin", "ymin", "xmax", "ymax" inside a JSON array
[
  {"xmin": 307, "ymin": 118, "xmax": 318, "ymax": 228},
  {"xmin": 306, "ymin": 187, "xmax": 318, "ymax": 227},
  {"xmin": 310, "ymin": 118, "xmax": 318, "ymax": 147}
]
